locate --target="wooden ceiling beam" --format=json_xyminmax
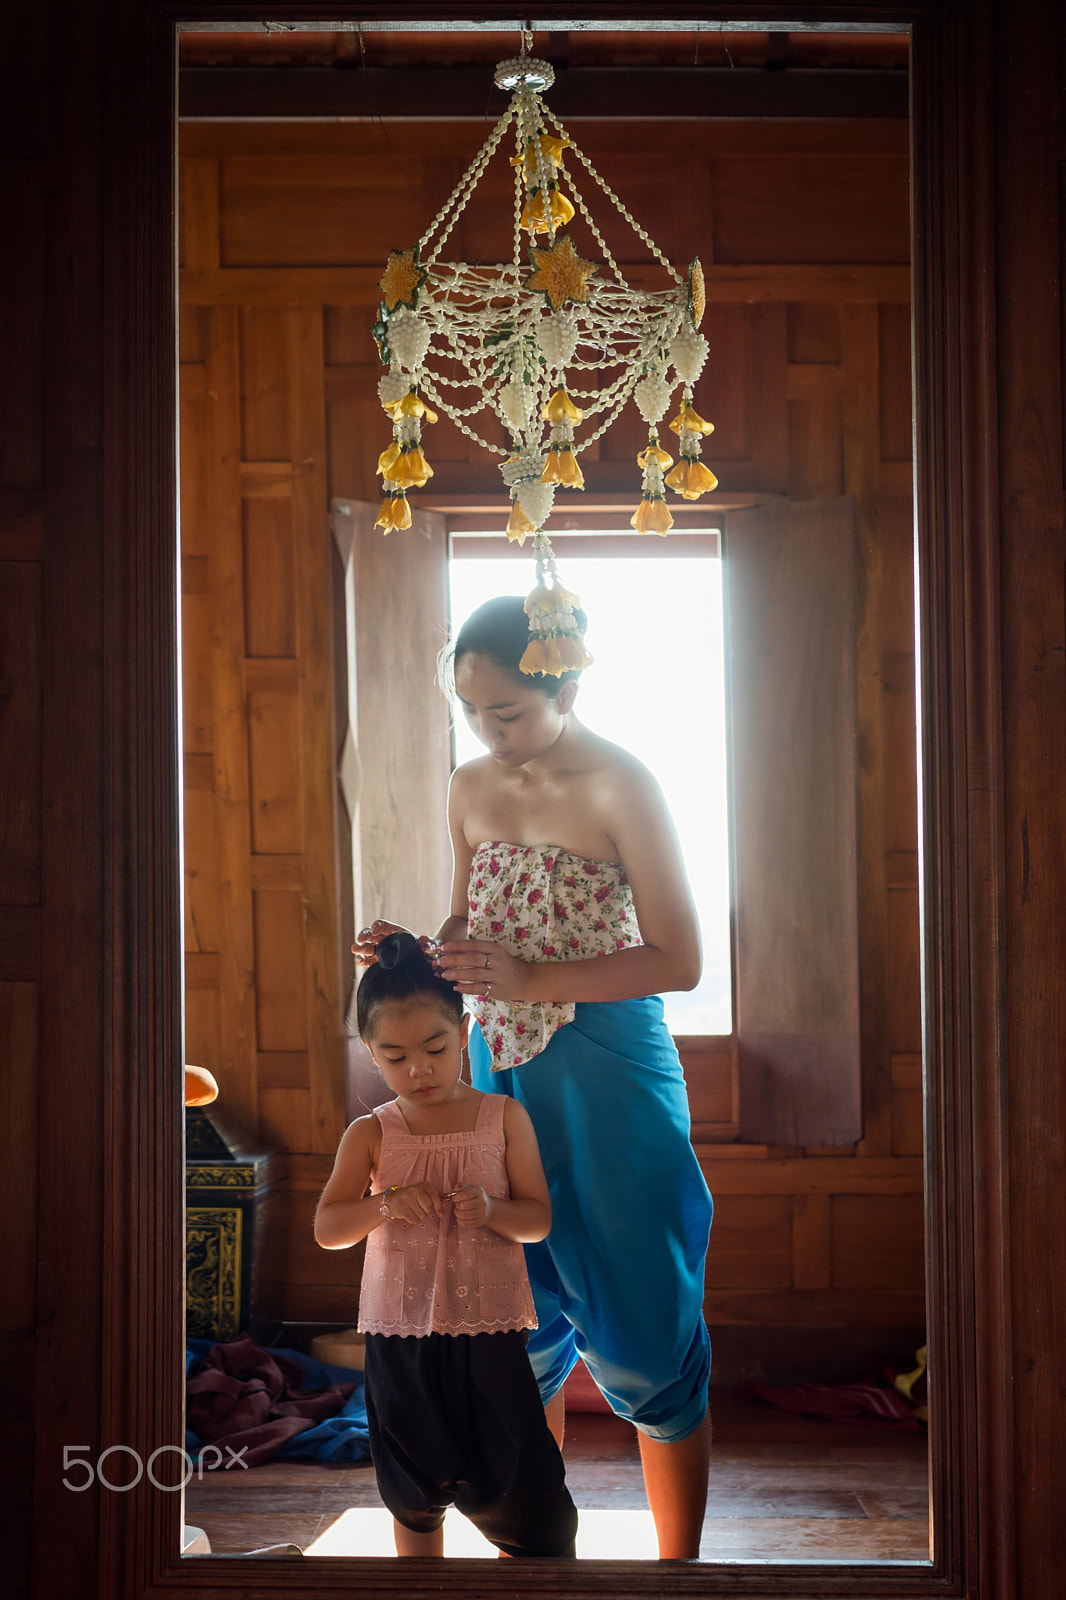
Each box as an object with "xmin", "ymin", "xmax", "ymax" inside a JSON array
[{"xmin": 179, "ymin": 64, "xmax": 907, "ymax": 121}]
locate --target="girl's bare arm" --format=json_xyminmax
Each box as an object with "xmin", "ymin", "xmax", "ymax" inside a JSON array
[{"xmin": 314, "ymin": 1117, "xmax": 385, "ymax": 1248}]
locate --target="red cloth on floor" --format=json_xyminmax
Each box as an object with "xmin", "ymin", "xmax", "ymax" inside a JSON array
[
  {"xmin": 739, "ymin": 1379, "xmax": 924, "ymax": 1432},
  {"xmin": 186, "ymin": 1333, "xmax": 356, "ymax": 1467}
]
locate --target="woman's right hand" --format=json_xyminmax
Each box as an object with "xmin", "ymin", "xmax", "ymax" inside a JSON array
[
  {"xmin": 353, "ymin": 920, "xmax": 443, "ymax": 970},
  {"xmin": 352, "ymin": 919, "xmax": 407, "ymax": 967}
]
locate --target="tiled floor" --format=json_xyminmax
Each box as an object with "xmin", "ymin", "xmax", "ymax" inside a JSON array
[{"xmin": 183, "ymin": 1388, "xmax": 930, "ymax": 1563}]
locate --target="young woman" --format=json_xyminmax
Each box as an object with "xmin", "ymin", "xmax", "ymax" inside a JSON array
[
  {"xmin": 356, "ymin": 594, "xmax": 714, "ymax": 1560},
  {"xmin": 316, "ymin": 930, "xmax": 577, "ymax": 1560}
]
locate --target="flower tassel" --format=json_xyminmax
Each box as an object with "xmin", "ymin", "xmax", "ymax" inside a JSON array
[
  {"xmin": 631, "ymin": 433, "xmax": 675, "ymax": 535},
  {"xmin": 666, "ymin": 392, "xmax": 718, "ymax": 501},
  {"xmin": 520, "ymin": 537, "xmax": 594, "ymax": 678},
  {"xmin": 374, "ymin": 383, "xmax": 437, "ymax": 529}
]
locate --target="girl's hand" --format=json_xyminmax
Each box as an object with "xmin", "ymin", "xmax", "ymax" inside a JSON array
[
  {"xmin": 437, "ymin": 938, "xmax": 530, "ymax": 1002},
  {"xmin": 449, "ymin": 1184, "xmax": 493, "ymax": 1229},
  {"xmin": 383, "ymin": 1183, "xmax": 443, "ymax": 1224}
]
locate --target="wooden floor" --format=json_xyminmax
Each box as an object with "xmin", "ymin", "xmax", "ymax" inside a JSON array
[{"xmin": 183, "ymin": 1388, "xmax": 930, "ymax": 1563}]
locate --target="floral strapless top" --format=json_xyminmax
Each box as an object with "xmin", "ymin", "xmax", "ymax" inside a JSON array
[{"xmin": 467, "ymin": 841, "xmax": 642, "ymax": 1071}]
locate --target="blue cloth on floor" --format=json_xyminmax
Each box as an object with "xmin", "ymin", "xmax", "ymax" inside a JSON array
[
  {"xmin": 185, "ymin": 1338, "xmax": 370, "ymax": 1462},
  {"xmin": 470, "ymin": 995, "xmax": 713, "ymax": 1443}
]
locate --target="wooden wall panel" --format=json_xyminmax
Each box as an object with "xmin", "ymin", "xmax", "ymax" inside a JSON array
[
  {"xmin": 284, "ymin": 1152, "xmax": 364, "ymax": 1323},
  {"xmin": 239, "ymin": 305, "xmax": 291, "ymax": 459},
  {"xmin": 832, "ymin": 1194, "xmax": 925, "ymax": 1293},
  {"xmin": 891, "ymin": 1053, "xmax": 923, "ymax": 1158},
  {"xmin": 727, "ymin": 496, "xmax": 862, "ymax": 1147},
  {"xmin": 248, "ymin": 685, "xmax": 303, "ymax": 853},
  {"xmin": 712, "ymin": 152, "xmax": 911, "ymax": 264},
  {"xmin": 706, "ymin": 1195, "xmax": 794, "ymax": 1289},
  {"xmin": 243, "ymin": 499, "xmax": 296, "ymax": 657},
  {"xmin": 180, "ymin": 282, "xmax": 346, "ymax": 1166},
  {"xmin": 788, "ymin": 302, "xmax": 843, "ymax": 364}
]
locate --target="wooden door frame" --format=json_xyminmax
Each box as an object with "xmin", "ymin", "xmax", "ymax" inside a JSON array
[{"xmin": 92, "ymin": 2, "xmax": 1009, "ymax": 1596}]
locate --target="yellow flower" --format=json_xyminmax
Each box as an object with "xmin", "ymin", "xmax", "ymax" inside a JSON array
[
  {"xmin": 669, "ymin": 405, "xmax": 715, "ymax": 437},
  {"xmin": 630, "ymin": 497, "xmax": 674, "ymax": 535},
  {"xmin": 378, "ymin": 247, "xmax": 428, "ymax": 313},
  {"xmin": 394, "ymin": 390, "xmax": 438, "ymax": 423},
  {"xmin": 520, "ymin": 187, "xmax": 576, "ymax": 234},
  {"xmin": 519, "ymin": 632, "xmax": 592, "ymax": 678},
  {"xmin": 555, "ymin": 633, "xmax": 593, "ymax": 671},
  {"xmin": 541, "ymin": 447, "xmax": 585, "ymax": 489},
  {"xmin": 524, "ymin": 235, "xmax": 597, "ymax": 310},
  {"xmin": 374, "ymin": 494, "xmax": 412, "ymax": 533},
  {"xmin": 665, "ymin": 458, "xmax": 718, "ymax": 500},
  {"xmin": 519, "ymin": 636, "xmax": 554, "ymax": 676},
  {"xmin": 543, "ymin": 388, "xmax": 584, "ymax": 425},
  {"xmin": 377, "ymin": 441, "xmax": 401, "ymax": 475},
  {"xmin": 510, "ymin": 133, "xmax": 571, "ymax": 178},
  {"xmin": 506, "ymin": 501, "xmax": 535, "ymax": 545},
  {"xmin": 637, "ymin": 442, "xmax": 674, "ymax": 470},
  {"xmin": 384, "ymin": 445, "xmax": 433, "ymax": 490}
]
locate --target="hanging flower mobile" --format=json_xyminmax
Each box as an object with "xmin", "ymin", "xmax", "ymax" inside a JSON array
[{"xmin": 372, "ymin": 48, "xmax": 716, "ymax": 675}]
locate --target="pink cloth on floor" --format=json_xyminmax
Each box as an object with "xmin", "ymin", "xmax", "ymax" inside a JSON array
[
  {"xmin": 740, "ymin": 1378, "xmax": 924, "ymax": 1432},
  {"xmin": 186, "ymin": 1333, "xmax": 356, "ymax": 1466}
]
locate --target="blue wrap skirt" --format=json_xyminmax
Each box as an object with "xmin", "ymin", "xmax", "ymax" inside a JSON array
[{"xmin": 469, "ymin": 995, "xmax": 713, "ymax": 1442}]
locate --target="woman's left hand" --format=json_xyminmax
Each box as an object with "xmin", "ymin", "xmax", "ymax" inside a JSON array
[{"xmin": 437, "ymin": 938, "xmax": 530, "ymax": 1003}]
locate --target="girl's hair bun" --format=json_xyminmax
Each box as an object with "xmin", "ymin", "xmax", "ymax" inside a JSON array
[
  {"xmin": 375, "ymin": 930, "xmax": 421, "ymax": 971},
  {"xmin": 355, "ymin": 928, "xmax": 463, "ymax": 1037}
]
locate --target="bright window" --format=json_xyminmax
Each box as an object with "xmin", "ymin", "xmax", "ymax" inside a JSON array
[{"xmin": 449, "ymin": 546, "xmax": 732, "ymax": 1035}]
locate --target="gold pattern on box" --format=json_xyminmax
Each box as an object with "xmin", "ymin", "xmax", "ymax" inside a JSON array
[
  {"xmin": 186, "ymin": 1164, "xmax": 256, "ymax": 1191},
  {"xmin": 186, "ymin": 1206, "xmax": 243, "ymax": 1341}
]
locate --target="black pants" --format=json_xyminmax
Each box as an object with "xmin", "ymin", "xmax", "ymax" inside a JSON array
[{"xmin": 363, "ymin": 1331, "xmax": 578, "ymax": 1558}]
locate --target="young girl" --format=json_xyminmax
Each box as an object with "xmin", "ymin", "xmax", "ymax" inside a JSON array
[
  {"xmin": 315, "ymin": 930, "xmax": 577, "ymax": 1560},
  {"xmin": 355, "ymin": 594, "xmax": 714, "ymax": 1561}
]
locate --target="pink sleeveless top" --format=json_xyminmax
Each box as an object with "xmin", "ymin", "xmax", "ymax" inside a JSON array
[{"xmin": 357, "ymin": 1093, "xmax": 536, "ymax": 1337}]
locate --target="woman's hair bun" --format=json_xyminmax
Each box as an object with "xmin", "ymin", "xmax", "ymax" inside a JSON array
[{"xmin": 375, "ymin": 930, "xmax": 422, "ymax": 971}]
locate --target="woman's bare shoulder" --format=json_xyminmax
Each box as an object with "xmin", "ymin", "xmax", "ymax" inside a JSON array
[
  {"xmin": 449, "ymin": 754, "xmax": 496, "ymax": 791},
  {"xmin": 580, "ymin": 728, "xmax": 662, "ymax": 796},
  {"xmin": 447, "ymin": 754, "xmax": 496, "ymax": 813}
]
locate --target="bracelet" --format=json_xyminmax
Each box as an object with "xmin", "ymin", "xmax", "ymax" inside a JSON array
[{"xmin": 379, "ymin": 1184, "xmax": 401, "ymax": 1219}]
